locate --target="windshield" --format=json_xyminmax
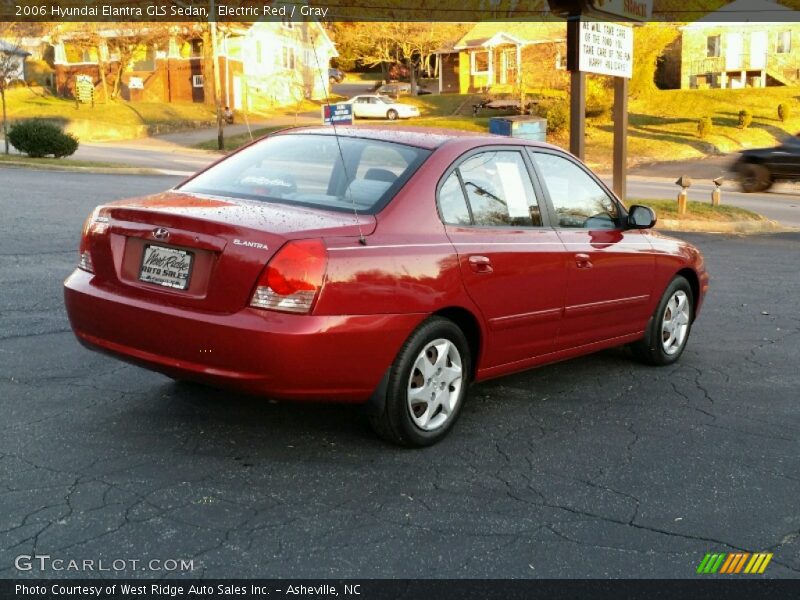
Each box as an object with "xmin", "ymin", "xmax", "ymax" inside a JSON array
[{"xmin": 179, "ymin": 134, "xmax": 430, "ymax": 213}]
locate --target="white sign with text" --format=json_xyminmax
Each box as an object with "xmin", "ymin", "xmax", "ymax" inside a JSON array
[{"xmin": 579, "ymin": 21, "xmax": 633, "ymax": 79}]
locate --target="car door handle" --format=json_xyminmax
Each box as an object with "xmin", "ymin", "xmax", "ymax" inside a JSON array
[
  {"xmin": 468, "ymin": 255, "xmax": 493, "ymax": 274},
  {"xmin": 575, "ymin": 253, "xmax": 593, "ymax": 269}
]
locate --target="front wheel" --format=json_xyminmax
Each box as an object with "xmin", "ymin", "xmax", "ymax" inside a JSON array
[
  {"xmin": 386, "ymin": 109, "xmax": 399, "ymax": 121},
  {"xmin": 631, "ymin": 276, "xmax": 694, "ymax": 366},
  {"xmin": 369, "ymin": 317, "xmax": 470, "ymax": 447},
  {"xmin": 738, "ymin": 163, "xmax": 772, "ymax": 193}
]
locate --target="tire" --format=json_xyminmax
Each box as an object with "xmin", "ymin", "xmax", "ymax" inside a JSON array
[
  {"xmin": 386, "ymin": 109, "xmax": 399, "ymax": 121},
  {"xmin": 369, "ymin": 317, "xmax": 471, "ymax": 447},
  {"xmin": 631, "ymin": 276, "xmax": 694, "ymax": 366},
  {"xmin": 738, "ymin": 163, "xmax": 772, "ymax": 193}
]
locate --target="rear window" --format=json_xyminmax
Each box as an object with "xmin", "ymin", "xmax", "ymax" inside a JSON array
[{"xmin": 179, "ymin": 133, "xmax": 430, "ymax": 213}]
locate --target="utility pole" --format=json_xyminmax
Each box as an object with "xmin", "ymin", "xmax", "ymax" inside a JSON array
[{"xmin": 209, "ymin": 0, "xmax": 224, "ymax": 150}]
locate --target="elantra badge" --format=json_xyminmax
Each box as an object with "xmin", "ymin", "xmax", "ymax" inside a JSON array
[{"xmin": 233, "ymin": 239, "xmax": 269, "ymax": 250}]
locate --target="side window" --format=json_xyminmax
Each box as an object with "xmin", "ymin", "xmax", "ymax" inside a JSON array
[
  {"xmin": 448, "ymin": 151, "xmax": 542, "ymax": 227},
  {"xmin": 530, "ymin": 151, "xmax": 619, "ymax": 229},
  {"xmin": 438, "ymin": 172, "xmax": 471, "ymax": 225}
]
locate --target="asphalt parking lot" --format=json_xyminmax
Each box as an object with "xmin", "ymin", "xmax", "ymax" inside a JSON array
[{"xmin": 1, "ymin": 167, "xmax": 799, "ymax": 578}]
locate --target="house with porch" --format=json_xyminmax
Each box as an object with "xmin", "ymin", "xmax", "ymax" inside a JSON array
[
  {"xmin": 49, "ymin": 20, "xmax": 337, "ymax": 110},
  {"xmin": 659, "ymin": 0, "xmax": 800, "ymax": 89},
  {"xmin": 435, "ymin": 22, "xmax": 566, "ymax": 95}
]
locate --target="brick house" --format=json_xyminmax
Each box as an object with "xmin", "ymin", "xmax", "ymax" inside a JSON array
[
  {"xmin": 660, "ymin": 0, "xmax": 800, "ymax": 89},
  {"xmin": 49, "ymin": 21, "xmax": 337, "ymax": 110},
  {"xmin": 435, "ymin": 22, "xmax": 566, "ymax": 95}
]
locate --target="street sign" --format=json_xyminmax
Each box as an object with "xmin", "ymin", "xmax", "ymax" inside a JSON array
[
  {"xmin": 322, "ymin": 103, "xmax": 353, "ymax": 126},
  {"xmin": 587, "ymin": 0, "xmax": 653, "ymax": 21},
  {"xmin": 578, "ymin": 21, "xmax": 633, "ymax": 79},
  {"xmin": 128, "ymin": 77, "xmax": 144, "ymax": 90}
]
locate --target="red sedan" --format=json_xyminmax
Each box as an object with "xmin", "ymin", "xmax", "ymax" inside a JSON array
[{"xmin": 64, "ymin": 127, "xmax": 709, "ymax": 446}]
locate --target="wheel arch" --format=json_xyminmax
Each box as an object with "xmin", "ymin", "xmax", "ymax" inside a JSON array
[
  {"xmin": 676, "ymin": 267, "xmax": 700, "ymax": 320},
  {"xmin": 432, "ymin": 306, "xmax": 483, "ymax": 378}
]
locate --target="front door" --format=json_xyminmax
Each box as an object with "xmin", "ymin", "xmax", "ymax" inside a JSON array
[
  {"xmin": 528, "ymin": 150, "xmax": 655, "ymax": 351},
  {"xmin": 751, "ymin": 31, "xmax": 768, "ymax": 70},
  {"xmin": 726, "ymin": 32, "xmax": 744, "ymax": 71},
  {"xmin": 438, "ymin": 149, "xmax": 567, "ymax": 367}
]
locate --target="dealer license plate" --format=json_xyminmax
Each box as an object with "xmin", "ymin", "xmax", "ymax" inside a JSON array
[{"xmin": 139, "ymin": 244, "xmax": 193, "ymax": 290}]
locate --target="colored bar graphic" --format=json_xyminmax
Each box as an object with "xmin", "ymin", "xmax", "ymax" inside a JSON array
[{"xmin": 702, "ymin": 552, "xmax": 774, "ymax": 575}]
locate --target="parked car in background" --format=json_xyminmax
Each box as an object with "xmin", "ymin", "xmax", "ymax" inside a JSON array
[
  {"xmin": 341, "ymin": 95, "xmax": 420, "ymax": 120},
  {"xmin": 733, "ymin": 134, "xmax": 800, "ymax": 192},
  {"xmin": 328, "ymin": 68, "xmax": 345, "ymax": 84},
  {"xmin": 376, "ymin": 82, "xmax": 432, "ymax": 97},
  {"xmin": 64, "ymin": 127, "xmax": 709, "ymax": 446}
]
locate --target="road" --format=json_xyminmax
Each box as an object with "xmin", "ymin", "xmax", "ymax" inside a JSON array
[
  {"xmin": 1, "ymin": 168, "xmax": 799, "ymax": 578},
  {"xmin": 620, "ymin": 177, "xmax": 800, "ymax": 228}
]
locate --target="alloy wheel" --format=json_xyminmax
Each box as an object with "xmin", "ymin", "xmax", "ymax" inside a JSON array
[
  {"xmin": 661, "ymin": 290, "xmax": 691, "ymax": 356},
  {"xmin": 406, "ymin": 338, "xmax": 463, "ymax": 431}
]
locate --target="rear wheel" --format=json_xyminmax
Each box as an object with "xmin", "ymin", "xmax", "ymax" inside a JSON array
[
  {"xmin": 369, "ymin": 317, "xmax": 470, "ymax": 447},
  {"xmin": 738, "ymin": 163, "xmax": 772, "ymax": 193},
  {"xmin": 386, "ymin": 109, "xmax": 399, "ymax": 121},
  {"xmin": 632, "ymin": 276, "xmax": 694, "ymax": 366}
]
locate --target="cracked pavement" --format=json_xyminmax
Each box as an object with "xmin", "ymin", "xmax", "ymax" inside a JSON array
[{"xmin": 1, "ymin": 167, "xmax": 799, "ymax": 578}]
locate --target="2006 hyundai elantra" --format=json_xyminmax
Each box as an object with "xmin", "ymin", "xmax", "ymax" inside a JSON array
[{"xmin": 65, "ymin": 126, "xmax": 709, "ymax": 446}]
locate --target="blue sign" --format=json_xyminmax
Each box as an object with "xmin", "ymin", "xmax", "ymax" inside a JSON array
[{"xmin": 322, "ymin": 103, "xmax": 354, "ymax": 126}]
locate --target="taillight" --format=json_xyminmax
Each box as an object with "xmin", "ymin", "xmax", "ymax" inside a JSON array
[
  {"xmin": 250, "ymin": 239, "xmax": 327, "ymax": 314},
  {"xmin": 78, "ymin": 208, "xmax": 109, "ymax": 273}
]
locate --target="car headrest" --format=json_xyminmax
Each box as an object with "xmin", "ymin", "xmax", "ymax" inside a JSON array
[
  {"xmin": 345, "ymin": 178, "xmax": 393, "ymax": 206},
  {"xmin": 363, "ymin": 168, "xmax": 398, "ymax": 183}
]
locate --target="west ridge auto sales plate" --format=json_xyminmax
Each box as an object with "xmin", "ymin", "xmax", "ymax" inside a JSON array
[{"xmin": 139, "ymin": 244, "xmax": 193, "ymax": 290}]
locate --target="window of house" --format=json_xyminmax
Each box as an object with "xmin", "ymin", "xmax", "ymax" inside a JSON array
[
  {"xmin": 131, "ymin": 45, "xmax": 155, "ymax": 72},
  {"xmin": 192, "ymin": 74, "xmax": 204, "ymax": 88},
  {"xmin": 437, "ymin": 151, "xmax": 542, "ymax": 228},
  {"xmin": 529, "ymin": 151, "xmax": 619, "ymax": 229},
  {"xmin": 471, "ymin": 51, "xmax": 489, "ymax": 74},
  {"xmin": 777, "ymin": 31, "xmax": 792, "ymax": 54},
  {"xmin": 64, "ymin": 44, "xmax": 94, "ymax": 64},
  {"xmin": 707, "ymin": 35, "xmax": 721, "ymax": 58},
  {"xmin": 190, "ymin": 39, "xmax": 203, "ymax": 58},
  {"xmin": 282, "ymin": 46, "xmax": 296, "ymax": 70}
]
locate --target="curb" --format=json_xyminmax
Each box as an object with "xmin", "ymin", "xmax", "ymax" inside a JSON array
[
  {"xmin": 0, "ymin": 159, "xmax": 191, "ymax": 177},
  {"xmin": 656, "ymin": 219, "xmax": 792, "ymax": 234}
]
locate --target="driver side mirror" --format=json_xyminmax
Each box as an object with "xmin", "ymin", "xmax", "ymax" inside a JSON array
[{"xmin": 628, "ymin": 205, "xmax": 657, "ymax": 229}]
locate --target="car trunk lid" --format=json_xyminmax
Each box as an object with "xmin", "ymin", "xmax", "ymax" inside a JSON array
[{"xmin": 88, "ymin": 191, "xmax": 375, "ymax": 313}]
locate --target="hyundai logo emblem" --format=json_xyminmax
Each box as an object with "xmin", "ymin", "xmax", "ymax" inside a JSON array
[{"xmin": 152, "ymin": 228, "xmax": 170, "ymax": 241}]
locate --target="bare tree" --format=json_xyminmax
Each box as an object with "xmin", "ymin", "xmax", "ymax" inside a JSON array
[{"xmin": 0, "ymin": 25, "xmax": 26, "ymax": 154}]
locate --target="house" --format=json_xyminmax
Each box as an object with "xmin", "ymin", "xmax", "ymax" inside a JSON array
[
  {"xmin": 435, "ymin": 22, "xmax": 566, "ymax": 95},
  {"xmin": 0, "ymin": 40, "xmax": 30, "ymax": 83},
  {"xmin": 659, "ymin": 0, "xmax": 800, "ymax": 89},
  {"xmin": 48, "ymin": 20, "xmax": 337, "ymax": 110}
]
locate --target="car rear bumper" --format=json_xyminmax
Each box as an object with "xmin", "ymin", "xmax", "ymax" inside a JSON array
[{"xmin": 64, "ymin": 269, "xmax": 425, "ymax": 402}]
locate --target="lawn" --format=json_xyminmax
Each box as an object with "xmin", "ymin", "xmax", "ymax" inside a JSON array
[
  {"xmin": 627, "ymin": 199, "xmax": 767, "ymax": 222},
  {"xmin": 194, "ymin": 126, "xmax": 287, "ymax": 151},
  {"xmin": 2, "ymin": 86, "xmax": 216, "ymax": 142},
  {"xmin": 583, "ymin": 86, "xmax": 800, "ymax": 170}
]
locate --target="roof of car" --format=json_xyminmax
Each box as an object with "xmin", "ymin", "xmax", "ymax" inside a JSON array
[{"xmin": 274, "ymin": 125, "xmax": 559, "ymax": 151}]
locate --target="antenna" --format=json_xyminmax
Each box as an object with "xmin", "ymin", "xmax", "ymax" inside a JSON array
[{"xmin": 307, "ymin": 18, "xmax": 367, "ymax": 245}]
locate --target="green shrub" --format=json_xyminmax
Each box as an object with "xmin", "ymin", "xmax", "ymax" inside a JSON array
[
  {"xmin": 697, "ymin": 116, "xmax": 714, "ymax": 139},
  {"xmin": 536, "ymin": 99, "xmax": 568, "ymax": 135},
  {"xmin": 738, "ymin": 109, "xmax": 752, "ymax": 129},
  {"xmin": 778, "ymin": 103, "xmax": 791, "ymax": 122},
  {"xmin": 7, "ymin": 120, "xmax": 79, "ymax": 158}
]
